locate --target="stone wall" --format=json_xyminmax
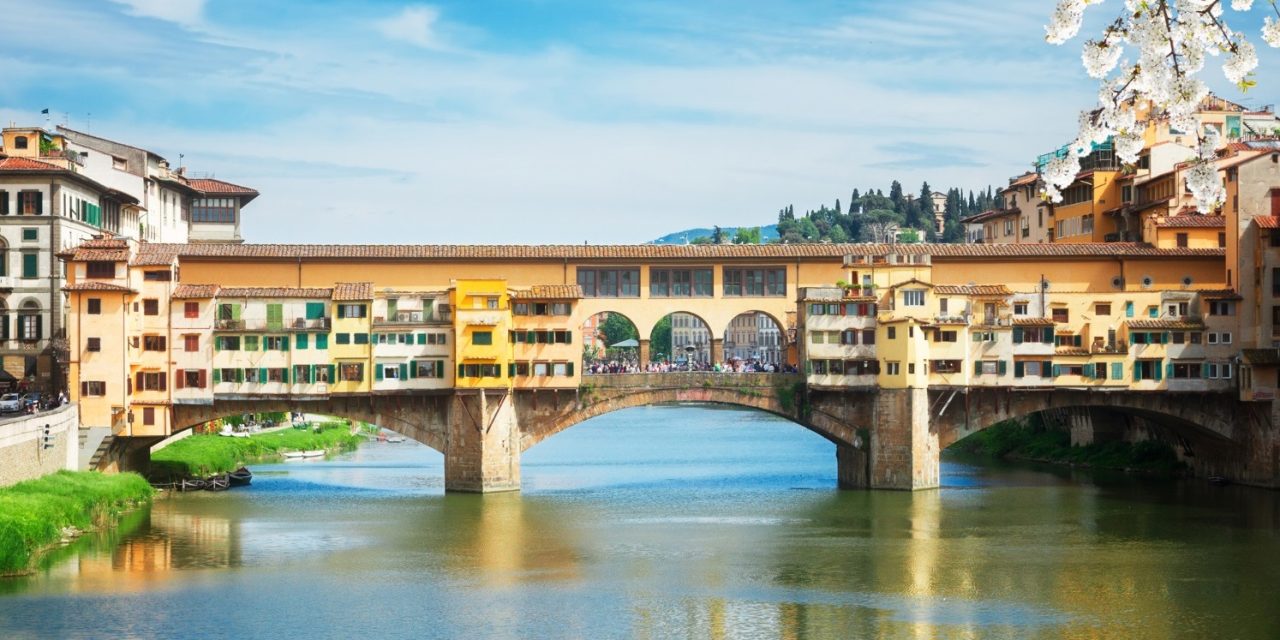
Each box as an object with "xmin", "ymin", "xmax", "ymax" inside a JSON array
[{"xmin": 0, "ymin": 405, "xmax": 79, "ymax": 487}]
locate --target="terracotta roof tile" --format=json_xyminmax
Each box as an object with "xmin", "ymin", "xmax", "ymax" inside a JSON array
[
  {"xmin": 131, "ymin": 242, "xmax": 1225, "ymax": 263},
  {"xmin": 72, "ymin": 249, "xmax": 129, "ymax": 261},
  {"xmin": 1055, "ymin": 347, "xmax": 1090, "ymax": 356},
  {"xmin": 130, "ymin": 244, "xmax": 179, "ymax": 266},
  {"xmin": 217, "ymin": 287, "xmax": 333, "ymax": 299},
  {"xmin": 0, "ymin": 157, "xmax": 65, "ymax": 171},
  {"xmin": 1255, "ymin": 217, "xmax": 1280, "ymax": 229},
  {"xmin": 510, "ymin": 285, "xmax": 583, "ymax": 300},
  {"xmin": 933, "ymin": 284, "xmax": 1012, "ymax": 296},
  {"xmin": 186, "ymin": 178, "xmax": 259, "ymax": 196},
  {"xmin": 1012, "ymin": 317, "xmax": 1055, "ymax": 326},
  {"xmin": 1006, "ymin": 172, "xmax": 1039, "ymax": 189},
  {"xmin": 172, "ymin": 284, "xmax": 220, "ymax": 299},
  {"xmin": 1157, "ymin": 215, "xmax": 1226, "ymax": 228},
  {"xmin": 1126, "ymin": 319, "xmax": 1206, "ymax": 330},
  {"xmin": 62, "ymin": 281, "xmax": 134, "ymax": 293},
  {"xmin": 333, "ymin": 282, "xmax": 373, "ymax": 301}
]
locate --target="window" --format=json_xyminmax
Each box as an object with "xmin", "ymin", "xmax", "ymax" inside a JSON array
[
  {"xmin": 415, "ymin": 360, "xmax": 444, "ymax": 378},
  {"xmin": 143, "ymin": 270, "xmax": 171, "ymax": 281},
  {"xmin": 182, "ymin": 370, "xmax": 206, "ymax": 388},
  {"xmin": 353, "ymin": 333, "xmax": 369, "ymax": 345},
  {"xmin": 180, "ymin": 302, "xmax": 198, "ymax": 318},
  {"xmin": 142, "ymin": 408, "xmax": 155, "ymax": 426},
  {"xmin": 20, "ymin": 228, "xmax": 36, "ymax": 242},
  {"xmin": 315, "ymin": 365, "xmax": 332, "ymax": 384},
  {"xmin": 18, "ymin": 310, "xmax": 40, "ymax": 341},
  {"xmin": 21, "ymin": 252, "xmax": 37, "ymax": 278},
  {"xmin": 722, "ymin": 268, "xmax": 786, "ymax": 297},
  {"xmin": 86, "ymin": 261, "xmax": 114, "ymax": 279},
  {"xmin": 295, "ymin": 333, "xmax": 308, "ymax": 350},
  {"xmin": 184, "ymin": 335, "xmax": 199, "ymax": 352},
  {"xmin": 472, "ymin": 331, "xmax": 493, "ymax": 346},
  {"xmin": 1176, "ymin": 233, "xmax": 1189, "ymax": 248},
  {"xmin": 142, "ymin": 335, "xmax": 166, "ymax": 351},
  {"xmin": 191, "ymin": 198, "xmax": 236, "ymax": 223},
  {"xmin": 650, "ymin": 268, "xmax": 714, "ymax": 297},
  {"xmin": 810, "ymin": 332, "xmax": 825, "ymax": 344},
  {"xmin": 339, "ymin": 363, "xmax": 364, "ymax": 382},
  {"xmin": 87, "ymin": 298, "xmax": 102, "ymax": 315},
  {"xmin": 486, "ymin": 297, "xmax": 499, "ymax": 310},
  {"xmin": 1209, "ymin": 300, "xmax": 1235, "ymax": 316},
  {"xmin": 86, "ymin": 337, "xmax": 101, "ymax": 352},
  {"xmin": 316, "ymin": 334, "xmax": 329, "ymax": 349},
  {"xmin": 143, "ymin": 299, "xmax": 159, "ymax": 316},
  {"xmin": 887, "ymin": 327, "xmax": 897, "ymax": 340},
  {"xmin": 338, "ymin": 304, "xmax": 367, "ymax": 319},
  {"xmin": 336, "ymin": 333, "xmax": 351, "ymax": 345},
  {"xmin": 862, "ymin": 329, "xmax": 875, "ymax": 345},
  {"xmin": 1095, "ymin": 303, "xmax": 1111, "ymax": 316},
  {"xmin": 1172, "ymin": 362, "xmax": 1202, "ymax": 379},
  {"xmin": 243, "ymin": 336, "xmax": 260, "ymax": 351},
  {"xmin": 934, "ymin": 330, "xmax": 957, "ymax": 343},
  {"xmin": 80, "ymin": 381, "xmax": 106, "ymax": 396},
  {"xmin": 267, "ymin": 368, "xmax": 287, "ymax": 383},
  {"xmin": 263, "ymin": 336, "xmax": 287, "ymax": 350},
  {"xmin": 886, "ymin": 362, "xmax": 901, "ymax": 375},
  {"xmin": 902, "ymin": 290, "xmax": 925, "ymax": 306},
  {"xmin": 13, "ymin": 136, "xmax": 27, "ymax": 150},
  {"xmin": 981, "ymin": 360, "xmax": 999, "ymax": 375},
  {"xmin": 577, "ymin": 268, "xmax": 640, "ymax": 297},
  {"xmin": 1051, "ymin": 308, "xmax": 1068, "ymax": 323},
  {"xmin": 17, "ymin": 190, "xmax": 41, "ymax": 215},
  {"xmin": 138, "ymin": 372, "xmax": 166, "ymax": 391},
  {"xmin": 1014, "ymin": 302, "xmax": 1028, "ymax": 315}
]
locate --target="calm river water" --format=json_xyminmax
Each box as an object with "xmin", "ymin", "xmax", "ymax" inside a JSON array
[{"xmin": 2, "ymin": 405, "xmax": 1279, "ymax": 639}]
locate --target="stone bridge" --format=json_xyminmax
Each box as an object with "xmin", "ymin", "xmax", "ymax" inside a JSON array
[{"xmin": 100, "ymin": 373, "xmax": 1279, "ymax": 491}]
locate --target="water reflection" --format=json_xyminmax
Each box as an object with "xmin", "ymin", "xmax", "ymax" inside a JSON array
[{"xmin": 1, "ymin": 406, "xmax": 1278, "ymax": 640}]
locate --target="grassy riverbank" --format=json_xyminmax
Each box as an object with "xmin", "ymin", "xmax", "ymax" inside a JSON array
[
  {"xmin": 0, "ymin": 471, "xmax": 153, "ymax": 576},
  {"xmin": 951, "ymin": 419, "xmax": 1187, "ymax": 475},
  {"xmin": 150, "ymin": 422, "xmax": 363, "ymax": 478}
]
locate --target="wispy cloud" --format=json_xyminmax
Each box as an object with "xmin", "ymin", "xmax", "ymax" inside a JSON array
[
  {"xmin": 375, "ymin": 5, "xmax": 444, "ymax": 49},
  {"xmin": 108, "ymin": 0, "xmax": 205, "ymax": 28}
]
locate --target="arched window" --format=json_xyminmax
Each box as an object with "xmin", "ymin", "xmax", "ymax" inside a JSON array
[{"xmin": 18, "ymin": 300, "xmax": 41, "ymax": 342}]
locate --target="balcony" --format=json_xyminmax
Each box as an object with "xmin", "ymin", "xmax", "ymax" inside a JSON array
[
  {"xmin": 373, "ymin": 311, "xmax": 448, "ymax": 326},
  {"xmin": 290, "ymin": 317, "xmax": 332, "ymax": 331},
  {"xmin": 215, "ymin": 318, "xmax": 331, "ymax": 332}
]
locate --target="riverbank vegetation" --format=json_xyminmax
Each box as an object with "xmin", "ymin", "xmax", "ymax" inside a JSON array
[
  {"xmin": 0, "ymin": 471, "xmax": 153, "ymax": 576},
  {"xmin": 150, "ymin": 422, "xmax": 363, "ymax": 478},
  {"xmin": 950, "ymin": 418, "xmax": 1186, "ymax": 476}
]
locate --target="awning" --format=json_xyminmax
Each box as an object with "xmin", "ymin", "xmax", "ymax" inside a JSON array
[{"xmin": 610, "ymin": 339, "xmax": 639, "ymax": 348}]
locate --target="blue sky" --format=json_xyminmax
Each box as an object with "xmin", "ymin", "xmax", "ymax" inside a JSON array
[{"xmin": 3, "ymin": 1, "xmax": 1279, "ymax": 243}]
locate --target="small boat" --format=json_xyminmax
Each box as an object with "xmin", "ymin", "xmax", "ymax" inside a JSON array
[
  {"xmin": 178, "ymin": 478, "xmax": 206, "ymax": 492},
  {"xmin": 282, "ymin": 451, "xmax": 306, "ymax": 460},
  {"xmin": 301, "ymin": 450, "xmax": 326, "ymax": 458},
  {"xmin": 386, "ymin": 435, "xmax": 405, "ymax": 443},
  {"xmin": 228, "ymin": 467, "xmax": 253, "ymax": 487},
  {"xmin": 206, "ymin": 474, "xmax": 230, "ymax": 491},
  {"xmin": 1208, "ymin": 475, "xmax": 1230, "ymax": 485}
]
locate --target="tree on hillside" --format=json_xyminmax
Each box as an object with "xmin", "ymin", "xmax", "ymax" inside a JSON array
[
  {"xmin": 712, "ymin": 226, "xmax": 725, "ymax": 244},
  {"xmin": 689, "ymin": 236, "xmax": 712, "ymax": 245},
  {"xmin": 733, "ymin": 227, "xmax": 762, "ymax": 244},
  {"xmin": 889, "ymin": 180, "xmax": 905, "ymax": 213}
]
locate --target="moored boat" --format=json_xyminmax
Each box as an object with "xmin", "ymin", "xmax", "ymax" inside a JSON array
[
  {"xmin": 282, "ymin": 451, "xmax": 306, "ymax": 460},
  {"xmin": 228, "ymin": 467, "xmax": 253, "ymax": 487},
  {"xmin": 302, "ymin": 450, "xmax": 326, "ymax": 458},
  {"xmin": 178, "ymin": 478, "xmax": 206, "ymax": 492}
]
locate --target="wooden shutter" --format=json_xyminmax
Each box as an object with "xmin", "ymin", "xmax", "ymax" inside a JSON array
[
  {"xmin": 566, "ymin": 362, "xmax": 574, "ymax": 377},
  {"xmin": 135, "ymin": 371, "xmax": 143, "ymax": 391},
  {"xmin": 973, "ymin": 361, "xmax": 981, "ymax": 376},
  {"xmin": 1043, "ymin": 361, "xmax": 1053, "ymax": 376},
  {"xmin": 259, "ymin": 367, "xmax": 268, "ymax": 383},
  {"xmin": 213, "ymin": 369, "xmax": 221, "ymax": 384},
  {"xmin": 999, "ymin": 360, "xmax": 1008, "ymax": 376},
  {"xmin": 408, "ymin": 362, "xmax": 417, "ymax": 379},
  {"xmin": 1012, "ymin": 327, "xmax": 1023, "ymax": 343},
  {"xmin": 326, "ymin": 364, "xmax": 335, "ymax": 383},
  {"xmin": 375, "ymin": 366, "xmax": 383, "ymax": 381},
  {"xmin": 399, "ymin": 363, "xmax": 408, "ymax": 380},
  {"xmin": 175, "ymin": 371, "xmax": 184, "ymax": 389},
  {"xmin": 417, "ymin": 333, "xmax": 426, "ymax": 345},
  {"xmin": 159, "ymin": 373, "xmax": 166, "ymax": 391},
  {"xmin": 1014, "ymin": 361, "xmax": 1024, "ymax": 378},
  {"xmin": 436, "ymin": 361, "xmax": 444, "ymax": 378},
  {"xmin": 296, "ymin": 334, "xmax": 308, "ymax": 350}
]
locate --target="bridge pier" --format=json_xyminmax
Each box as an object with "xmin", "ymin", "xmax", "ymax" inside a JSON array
[
  {"xmin": 867, "ymin": 387, "xmax": 939, "ymax": 490},
  {"xmin": 445, "ymin": 389, "xmax": 521, "ymax": 493},
  {"xmin": 638, "ymin": 339, "xmax": 650, "ymax": 365}
]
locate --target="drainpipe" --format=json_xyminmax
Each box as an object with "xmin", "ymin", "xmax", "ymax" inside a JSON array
[
  {"xmin": 166, "ymin": 279, "xmax": 173, "ymax": 433},
  {"xmin": 49, "ymin": 180, "xmax": 60, "ymax": 394},
  {"xmin": 121, "ymin": 291, "xmax": 128, "ymax": 435}
]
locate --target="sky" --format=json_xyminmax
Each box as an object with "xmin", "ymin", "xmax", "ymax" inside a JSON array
[{"xmin": 2, "ymin": 0, "xmax": 1279, "ymax": 244}]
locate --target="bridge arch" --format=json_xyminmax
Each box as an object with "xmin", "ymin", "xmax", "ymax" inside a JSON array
[
  {"xmin": 580, "ymin": 310, "xmax": 640, "ymax": 361},
  {"xmin": 721, "ymin": 310, "xmax": 788, "ymax": 366},
  {"xmin": 653, "ymin": 310, "xmax": 715, "ymax": 365},
  {"xmin": 516, "ymin": 373, "xmax": 863, "ymax": 452},
  {"xmin": 169, "ymin": 394, "xmax": 453, "ymax": 455}
]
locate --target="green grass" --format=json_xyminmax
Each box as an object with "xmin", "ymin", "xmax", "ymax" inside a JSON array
[
  {"xmin": 952, "ymin": 418, "xmax": 1186, "ymax": 475},
  {"xmin": 0, "ymin": 471, "xmax": 153, "ymax": 576},
  {"xmin": 150, "ymin": 422, "xmax": 363, "ymax": 479}
]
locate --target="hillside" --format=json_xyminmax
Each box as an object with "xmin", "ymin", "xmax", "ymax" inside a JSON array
[{"xmin": 648, "ymin": 225, "xmax": 779, "ymax": 245}]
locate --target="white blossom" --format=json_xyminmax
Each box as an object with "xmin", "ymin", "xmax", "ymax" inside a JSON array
[
  {"xmin": 1265, "ymin": 17, "xmax": 1280, "ymax": 48},
  {"xmin": 1185, "ymin": 160, "xmax": 1224, "ymax": 213},
  {"xmin": 1114, "ymin": 132, "xmax": 1145, "ymax": 164},
  {"xmin": 1045, "ymin": 0, "xmax": 1088, "ymax": 45},
  {"xmin": 1230, "ymin": 0, "xmax": 1253, "ymax": 10},
  {"xmin": 1223, "ymin": 39, "xmax": 1258, "ymax": 84},
  {"xmin": 1083, "ymin": 40, "xmax": 1124, "ymax": 77}
]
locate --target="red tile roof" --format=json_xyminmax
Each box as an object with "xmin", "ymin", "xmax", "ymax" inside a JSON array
[
  {"xmin": 172, "ymin": 284, "xmax": 220, "ymax": 299},
  {"xmin": 186, "ymin": 178, "xmax": 259, "ymax": 202},
  {"xmin": 0, "ymin": 157, "xmax": 65, "ymax": 171},
  {"xmin": 333, "ymin": 282, "xmax": 373, "ymax": 301},
  {"xmin": 1255, "ymin": 217, "xmax": 1280, "ymax": 229},
  {"xmin": 62, "ymin": 281, "xmax": 134, "ymax": 293},
  {"xmin": 124, "ymin": 242, "xmax": 1227, "ymax": 263},
  {"xmin": 933, "ymin": 284, "xmax": 1012, "ymax": 296},
  {"xmin": 1012, "ymin": 317, "xmax": 1055, "ymax": 326},
  {"xmin": 217, "ymin": 287, "xmax": 333, "ymax": 298},
  {"xmin": 510, "ymin": 285, "xmax": 583, "ymax": 300},
  {"xmin": 1126, "ymin": 319, "xmax": 1205, "ymax": 330},
  {"xmin": 1157, "ymin": 215, "xmax": 1226, "ymax": 228}
]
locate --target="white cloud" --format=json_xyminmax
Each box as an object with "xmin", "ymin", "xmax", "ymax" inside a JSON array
[
  {"xmin": 375, "ymin": 5, "xmax": 443, "ymax": 49},
  {"xmin": 109, "ymin": 0, "xmax": 204, "ymax": 27}
]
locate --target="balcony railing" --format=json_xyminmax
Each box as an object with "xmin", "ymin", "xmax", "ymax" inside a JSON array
[
  {"xmin": 373, "ymin": 311, "xmax": 448, "ymax": 325},
  {"xmin": 216, "ymin": 318, "xmax": 331, "ymax": 331}
]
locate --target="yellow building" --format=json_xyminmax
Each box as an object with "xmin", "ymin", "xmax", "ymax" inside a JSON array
[{"xmin": 451, "ymin": 279, "xmax": 512, "ymax": 389}]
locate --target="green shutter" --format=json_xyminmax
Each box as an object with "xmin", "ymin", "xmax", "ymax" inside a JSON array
[
  {"xmin": 1202, "ymin": 362, "xmax": 1210, "ymax": 378},
  {"xmin": 214, "ymin": 337, "xmax": 221, "ymax": 351},
  {"xmin": 566, "ymin": 362, "xmax": 574, "ymax": 377},
  {"xmin": 267, "ymin": 304, "xmax": 283, "ymax": 331},
  {"xmin": 1012, "ymin": 327, "xmax": 1023, "ymax": 343},
  {"xmin": 213, "ymin": 369, "xmax": 221, "ymax": 383},
  {"xmin": 283, "ymin": 368, "xmax": 290, "ymax": 384},
  {"xmin": 326, "ymin": 364, "xmax": 335, "ymax": 383},
  {"xmin": 508, "ymin": 363, "xmax": 515, "ymax": 377},
  {"xmin": 1014, "ymin": 361, "xmax": 1025, "ymax": 378},
  {"xmin": 1162, "ymin": 332, "xmax": 1170, "ymax": 345},
  {"xmin": 259, "ymin": 368, "xmax": 268, "ymax": 383},
  {"xmin": 306, "ymin": 302, "xmax": 325, "ymax": 320},
  {"xmin": 1133, "ymin": 362, "xmax": 1141, "ymax": 380},
  {"xmin": 409, "ymin": 362, "xmax": 417, "ymax": 378},
  {"xmin": 316, "ymin": 334, "xmax": 328, "ymax": 349},
  {"xmin": 1112, "ymin": 362, "xmax": 1122, "ymax": 380},
  {"xmin": 296, "ymin": 333, "xmax": 308, "ymax": 350},
  {"xmin": 999, "ymin": 360, "xmax": 1008, "ymax": 376},
  {"xmin": 231, "ymin": 304, "xmax": 242, "ymax": 321},
  {"xmin": 436, "ymin": 361, "xmax": 444, "ymax": 378},
  {"xmin": 973, "ymin": 361, "xmax": 981, "ymax": 376},
  {"xmin": 1148, "ymin": 306, "xmax": 1158, "ymax": 318},
  {"xmin": 375, "ymin": 365, "xmax": 383, "ymax": 381},
  {"xmin": 417, "ymin": 333, "xmax": 426, "ymax": 345},
  {"xmin": 399, "ymin": 363, "xmax": 408, "ymax": 380},
  {"xmin": 282, "ymin": 336, "xmax": 290, "ymax": 351},
  {"xmin": 1164, "ymin": 362, "xmax": 1173, "ymax": 380},
  {"xmin": 1043, "ymin": 361, "xmax": 1053, "ymax": 377},
  {"xmin": 1125, "ymin": 302, "xmax": 1134, "ymax": 317},
  {"xmin": 1083, "ymin": 364, "xmax": 1094, "ymax": 378},
  {"xmin": 1042, "ymin": 330, "xmax": 1054, "ymax": 345},
  {"xmin": 1154, "ymin": 362, "xmax": 1163, "ymax": 382},
  {"xmin": 526, "ymin": 330, "xmax": 535, "ymax": 343}
]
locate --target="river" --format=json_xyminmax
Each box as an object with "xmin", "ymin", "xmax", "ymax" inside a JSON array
[{"xmin": 1, "ymin": 405, "xmax": 1278, "ymax": 639}]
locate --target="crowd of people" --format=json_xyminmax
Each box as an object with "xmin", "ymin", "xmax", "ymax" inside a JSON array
[{"xmin": 585, "ymin": 359, "xmax": 798, "ymax": 375}]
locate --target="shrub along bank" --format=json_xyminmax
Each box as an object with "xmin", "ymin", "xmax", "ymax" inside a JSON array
[
  {"xmin": 150, "ymin": 422, "xmax": 363, "ymax": 478},
  {"xmin": 950, "ymin": 418, "xmax": 1186, "ymax": 475},
  {"xmin": 0, "ymin": 471, "xmax": 153, "ymax": 576}
]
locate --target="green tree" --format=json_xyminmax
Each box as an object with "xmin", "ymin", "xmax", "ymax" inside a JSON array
[
  {"xmin": 712, "ymin": 226, "xmax": 725, "ymax": 244},
  {"xmin": 889, "ymin": 180, "xmax": 905, "ymax": 212},
  {"xmin": 599, "ymin": 313, "xmax": 638, "ymax": 348},
  {"xmin": 797, "ymin": 217, "xmax": 820, "ymax": 240},
  {"xmin": 648, "ymin": 315, "xmax": 672, "ymax": 362},
  {"xmin": 828, "ymin": 224, "xmax": 849, "ymax": 243},
  {"xmin": 689, "ymin": 235, "xmax": 712, "ymax": 245},
  {"xmin": 733, "ymin": 227, "xmax": 762, "ymax": 244}
]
